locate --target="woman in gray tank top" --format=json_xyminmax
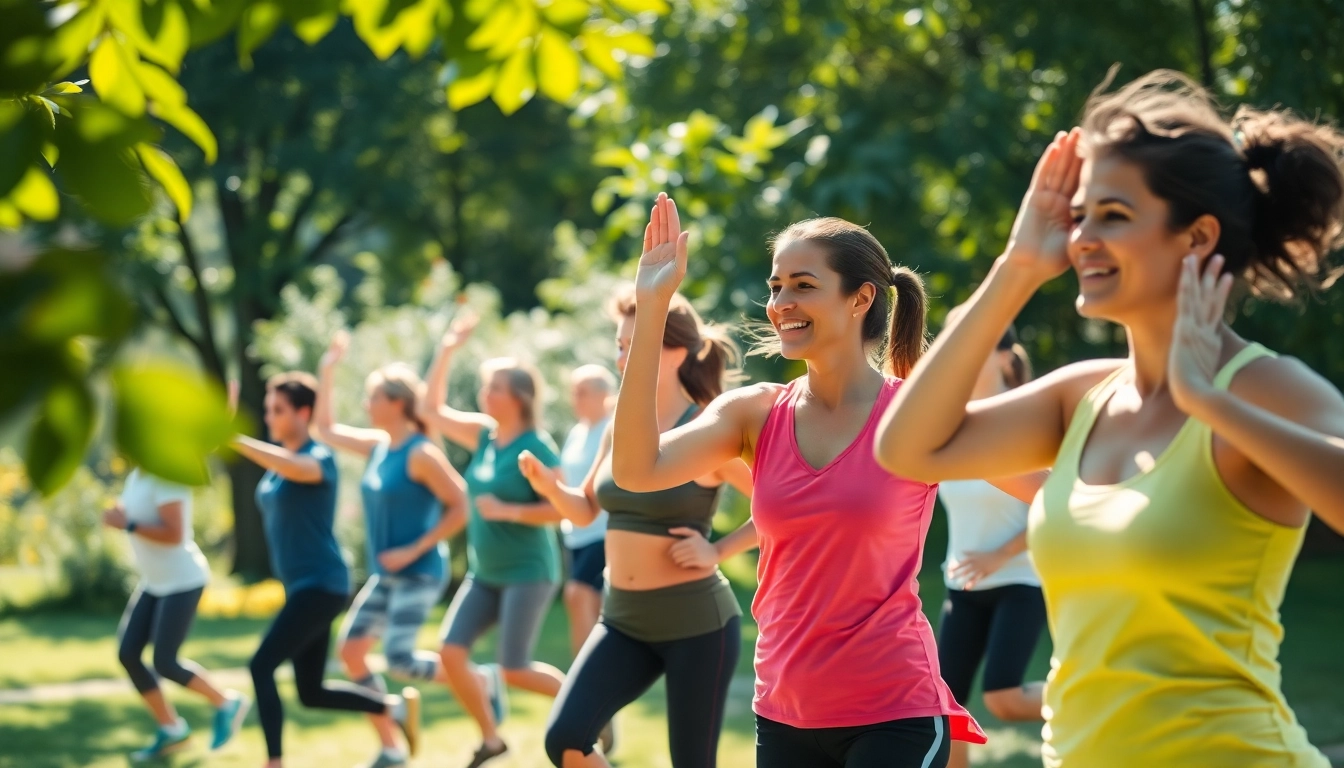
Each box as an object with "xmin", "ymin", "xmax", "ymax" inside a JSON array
[{"xmin": 519, "ymin": 286, "xmax": 753, "ymax": 768}]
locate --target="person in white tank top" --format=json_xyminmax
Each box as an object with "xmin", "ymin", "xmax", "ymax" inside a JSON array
[{"xmin": 934, "ymin": 315, "xmax": 1048, "ymax": 768}]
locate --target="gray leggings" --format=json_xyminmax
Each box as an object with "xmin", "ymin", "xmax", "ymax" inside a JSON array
[
  {"xmin": 440, "ymin": 575, "xmax": 557, "ymax": 669},
  {"xmin": 338, "ymin": 573, "xmax": 445, "ymax": 681},
  {"xmin": 117, "ymin": 586, "xmax": 207, "ymax": 693}
]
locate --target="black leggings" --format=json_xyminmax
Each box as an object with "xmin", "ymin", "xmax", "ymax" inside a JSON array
[
  {"xmin": 117, "ymin": 586, "xmax": 206, "ymax": 693},
  {"xmin": 545, "ymin": 617, "xmax": 740, "ymax": 767},
  {"xmin": 937, "ymin": 584, "xmax": 1046, "ymax": 705},
  {"xmin": 756, "ymin": 714, "xmax": 951, "ymax": 768},
  {"xmin": 249, "ymin": 589, "xmax": 386, "ymax": 758}
]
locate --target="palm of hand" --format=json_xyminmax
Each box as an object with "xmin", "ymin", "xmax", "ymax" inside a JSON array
[
  {"xmin": 1169, "ymin": 255, "xmax": 1232, "ymax": 414},
  {"xmin": 635, "ymin": 192, "xmax": 688, "ymax": 300},
  {"xmin": 1005, "ymin": 129, "xmax": 1083, "ymax": 281}
]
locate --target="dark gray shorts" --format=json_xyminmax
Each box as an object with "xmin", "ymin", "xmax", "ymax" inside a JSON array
[{"xmin": 440, "ymin": 575, "xmax": 557, "ymax": 669}]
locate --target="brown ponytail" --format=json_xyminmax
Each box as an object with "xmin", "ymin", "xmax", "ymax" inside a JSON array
[
  {"xmin": 1081, "ymin": 68, "xmax": 1344, "ymax": 299},
  {"xmin": 369, "ymin": 363, "xmax": 429, "ymax": 433},
  {"xmin": 886, "ymin": 266, "xmax": 928, "ymax": 378},
  {"xmin": 610, "ymin": 286, "xmax": 742, "ymax": 406}
]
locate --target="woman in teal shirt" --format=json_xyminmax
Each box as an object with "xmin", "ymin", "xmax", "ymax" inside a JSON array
[{"xmin": 420, "ymin": 313, "xmax": 566, "ymax": 768}]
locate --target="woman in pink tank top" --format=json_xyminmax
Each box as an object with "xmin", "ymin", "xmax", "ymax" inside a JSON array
[{"xmin": 610, "ymin": 194, "xmax": 985, "ymax": 768}]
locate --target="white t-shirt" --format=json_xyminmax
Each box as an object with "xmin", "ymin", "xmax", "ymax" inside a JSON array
[
  {"xmin": 939, "ymin": 478, "xmax": 1040, "ymax": 591},
  {"xmin": 559, "ymin": 417, "xmax": 610, "ymax": 549},
  {"xmin": 120, "ymin": 469, "xmax": 210, "ymax": 596}
]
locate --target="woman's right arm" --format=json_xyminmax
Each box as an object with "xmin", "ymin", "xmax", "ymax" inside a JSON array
[
  {"xmin": 231, "ymin": 436, "xmax": 324, "ymax": 483},
  {"xmin": 418, "ymin": 314, "xmax": 493, "ymax": 452},
  {"xmin": 612, "ymin": 194, "xmax": 768, "ymax": 492},
  {"xmin": 876, "ymin": 129, "xmax": 1109, "ymax": 483},
  {"xmin": 314, "ymin": 332, "xmax": 385, "ymax": 457},
  {"xmin": 518, "ymin": 433, "xmax": 606, "ymax": 528}
]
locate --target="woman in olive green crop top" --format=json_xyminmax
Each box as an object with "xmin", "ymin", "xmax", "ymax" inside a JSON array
[{"xmin": 520, "ymin": 286, "xmax": 753, "ymax": 768}]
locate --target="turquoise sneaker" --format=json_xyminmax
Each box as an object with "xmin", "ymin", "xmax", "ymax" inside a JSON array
[
  {"xmin": 359, "ymin": 747, "xmax": 408, "ymax": 768},
  {"xmin": 481, "ymin": 663, "xmax": 507, "ymax": 726},
  {"xmin": 131, "ymin": 719, "xmax": 191, "ymax": 761},
  {"xmin": 210, "ymin": 691, "xmax": 251, "ymax": 751}
]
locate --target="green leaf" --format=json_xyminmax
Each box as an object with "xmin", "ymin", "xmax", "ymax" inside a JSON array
[
  {"xmin": 492, "ymin": 45, "xmax": 535, "ymax": 115},
  {"xmin": 90, "ymin": 36, "xmax": 147, "ymax": 117},
  {"xmin": 608, "ymin": 30, "xmax": 655, "ymax": 57},
  {"xmin": 580, "ymin": 27, "xmax": 621, "ymax": 78},
  {"xmin": 540, "ymin": 0, "xmax": 591, "ymax": 26},
  {"xmin": 237, "ymin": 1, "xmax": 283, "ymax": 67},
  {"xmin": 141, "ymin": 0, "xmax": 191, "ymax": 73},
  {"xmin": 592, "ymin": 146, "xmax": 636, "ymax": 168},
  {"xmin": 43, "ymin": 81, "xmax": 85, "ymax": 95},
  {"xmin": 445, "ymin": 58, "xmax": 499, "ymax": 110},
  {"xmin": 536, "ymin": 27, "xmax": 580, "ymax": 103},
  {"xmin": 150, "ymin": 102, "xmax": 217, "ymax": 163},
  {"xmin": 0, "ymin": 0, "xmax": 59, "ymax": 93},
  {"xmin": 610, "ymin": 0, "xmax": 669, "ymax": 12},
  {"xmin": 136, "ymin": 61, "xmax": 187, "ymax": 107},
  {"xmin": 136, "ymin": 143, "xmax": 192, "ymax": 219},
  {"xmin": 8, "ymin": 248, "xmax": 136, "ymax": 343},
  {"xmin": 26, "ymin": 376, "xmax": 95, "ymax": 496},
  {"xmin": 466, "ymin": 3, "xmax": 518, "ymax": 51},
  {"xmin": 49, "ymin": 7, "xmax": 106, "ymax": 79},
  {"xmin": 293, "ymin": 12, "xmax": 340, "ymax": 44},
  {"xmin": 0, "ymin": 102, "xmax": 44, "ymax": 198},
  {"xmin": 52, "ymin": 101, "xmax": 156, "ymax": 225},
  {"xmin": 114, "ymin": 363, "xmax": 235, "ymax": 486},
  {"xmin": 9, "ymin": 164, "xmax": 58, "ymax": 221}
]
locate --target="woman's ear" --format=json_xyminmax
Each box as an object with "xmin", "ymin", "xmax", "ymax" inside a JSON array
[
  {"xmin": 1185, "ymin": 213, "xmax": 1222, "ymax": 259},
  {"xmin": 851, "ymin": 282, "xmax": 878, "ymax": 317}
]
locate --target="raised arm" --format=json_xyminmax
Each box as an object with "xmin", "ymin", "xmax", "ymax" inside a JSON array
[
  {"xmin": 314, "ymin": 331, "xmax": 385, "ymax": 457},
  {"xmin": 418, "ymin": 312, "xmax": 493, "ymax": 452},
  {"xmin": 227, "ymin": 379, "xmax": 322, "ymax": 483},
  {"xmin": 518, "ymin": 429, "xmax": 610, "ymax": 528},
  {"xmin": 612, "ymin": 194, "xmax": 769, "ymax": 492},
  {"xmin": 379, "ymin": 442, "xmax": 470, "ymax": 573},
  {"xmin": 1167, "ymin": 255, "xmax": 1344, "ymax": 532},
  {"xmin": 876, "ymin": 129, "xmax": 1108, "ymax": 483}
]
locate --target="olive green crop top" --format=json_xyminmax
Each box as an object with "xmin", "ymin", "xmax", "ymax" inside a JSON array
[{"xmin": 594, "ymin": 406, "xmax": 722, "ymax": 537}]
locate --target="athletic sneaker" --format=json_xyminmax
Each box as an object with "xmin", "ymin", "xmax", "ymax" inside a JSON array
[
  {"xmin": 392, "ymin": 687, "xmax": 421, "ymax": 757},
  {"xmin": 359, "ymin": 747, "xmax": 408, "ymax": 768},
  {"xmin": 131, "ymin": 718, "xmax": 190, "ymax": 761},
  {"xmin": 481, "ymin": 663, "xmax": 507, "ymax": 725},
  {"xmin": 210, "ymin": 691, "xmax": 251, "ymax": 751},
  {"xmin": 464, "ymin": 740, "xmax": 508, "ymax": 768},
  {"xmin": 598, "ymin": 719, "xmax": 617, "ymax": 756}
]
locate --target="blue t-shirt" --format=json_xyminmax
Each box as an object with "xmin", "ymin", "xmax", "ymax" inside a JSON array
[
  {"xmin": 361, "ymin": 434, "xmax": 447, "ymax": 582},
  {"xmin": 255, "ymin": 441, "xmax": 349, "ymax": 595}
]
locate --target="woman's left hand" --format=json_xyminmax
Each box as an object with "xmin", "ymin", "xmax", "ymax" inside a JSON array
[
  {"xmin": 475, "ymin": 494, "xmax": 515, "ymax": 522},
  {"xmin": 1170, "ymin": 254, "xmax": 1234, "ymax": 417},
  {"xmin": 949, "ymin": 549, "xmax": 1013, "ymax": 589},
  {"xmin": 102, "ymin": 505, "xmax": 128, "ymax": 530}
]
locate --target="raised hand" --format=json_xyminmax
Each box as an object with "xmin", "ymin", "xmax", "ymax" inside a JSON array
[
  {"xmin": 320, "ymin": 330, "xmax": 350, "ymax": 371},
  {"xmin": 1169, "ymin": 254, "xmax": 1233, "ymax": 416},
  {"xmin": 667, "ymin": 527, "xmax": 718, "ymax": 569},
  {"xmin": 517, "ymin": 450, "xmax": 560, "ymax": 498},
  {"xmin": 227, "ymin": 379, "xmax": 240, "ymax": 418},
  {"xmin": 439, "ymin": 310, "xmax": 479, "ymax": 352},
  {"xmin": 1004, "ymin": 128, "xmax": 1083, "ymax": 285},
  {"xmin": 635, "ymin": 192, "xmax": 689, "ymax": 305}
]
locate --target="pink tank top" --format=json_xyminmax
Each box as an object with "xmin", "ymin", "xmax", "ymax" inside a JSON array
[{"xmin": 751, "ymin": 377, "xmax": 985, "ymax": 741}]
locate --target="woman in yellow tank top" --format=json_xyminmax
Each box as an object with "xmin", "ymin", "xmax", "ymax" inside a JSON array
[{"xmin": 874, "ymin": 69, "xmax": 1344, "ymax": 767}]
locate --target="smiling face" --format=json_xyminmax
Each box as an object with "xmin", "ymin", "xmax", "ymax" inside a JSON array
[
  {"xmin": 1068, "ymin": 152, "xmax": 1207, "ymax": 323},
  {"xmin": 766, "ymin": 240, "xmax": 871, "ymax": 361}
]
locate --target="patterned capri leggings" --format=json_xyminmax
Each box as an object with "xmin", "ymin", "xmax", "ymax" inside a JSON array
[{"xmin": 338, "ymin": 573, "xmax": 446, "ymax": 681}]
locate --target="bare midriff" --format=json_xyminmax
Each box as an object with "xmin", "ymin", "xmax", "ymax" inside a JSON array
[{"xmin": 605, "ymin": 529, "xmax": 717, "ymax": 590}]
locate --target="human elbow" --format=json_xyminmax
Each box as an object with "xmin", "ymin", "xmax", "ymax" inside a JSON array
[
  {"xmin": 610, "ymin": 457, "xmax": 656, "ymax": 493},
  {"xmin": 872, "ymin": 438, "xmax": 940, "ymax": 484}
]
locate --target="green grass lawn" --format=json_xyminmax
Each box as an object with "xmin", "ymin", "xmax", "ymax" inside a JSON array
[{"xmin": 2, "ymin": 547, "xmax": 1340, "ymax": 767}]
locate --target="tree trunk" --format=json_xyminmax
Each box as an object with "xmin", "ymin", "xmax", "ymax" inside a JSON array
[{"xmin": 229, "ymin": 308, "xmax": 273, "ymax": 580}]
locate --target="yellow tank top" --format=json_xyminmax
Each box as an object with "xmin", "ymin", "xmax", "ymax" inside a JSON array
[{"xmin": 1028, "ymin": 343, "xmax": 1327, "ymax": 768}]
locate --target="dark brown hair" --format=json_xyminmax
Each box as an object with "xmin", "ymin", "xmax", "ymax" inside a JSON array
[
  {"xmin": 756, "ymin": 218, "xmax": 928, "ymax": 377},
  {"xmin": 996, "ymin": 326, "xmax": 1033, "ymax": 389},
  {"xmin": 1081, "ymin": 68, "xmax": 1344, "ymax": 299},
  {"xmin": 611, "ymin": 286, "xmax": 742, "ymax": 406},
  {"xmin": 266, "ymin": 371, "xmax": 318, "ymax": 416}
]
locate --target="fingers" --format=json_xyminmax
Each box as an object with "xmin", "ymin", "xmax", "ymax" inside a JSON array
[
  {"xmin": 1027, "ymin": 136, "xmax": 1061, "ymax": 194},
  {"xmin": 643, "ymin": 222, "xmax": 653, "ymax": 255},
  {"xmin": 665, "ymin": 195, "xmax": 681, "ymax": 245},
  {"xmin": 1062, "ymin": 128, "xmax": 1084, "ymax": 200},
  {"xmin": 650, "ymin": 198, "xmax": 664, "ymax": 248},
  {"xmin": 227, "ymin": 379, "xmax": 239, "ymax": 410},
  {"xmin": 676, "ymin": 231, "xmax": 689, "ymax": 271}
]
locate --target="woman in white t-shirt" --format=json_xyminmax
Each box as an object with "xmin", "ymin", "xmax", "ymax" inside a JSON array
[
  {"xmin": 102, "ymin": 467, "xmax": 249, "ymax": 760},
  {"xmin": 934, "ymin": 319, "xmax": 1048, "ymax": 768}
]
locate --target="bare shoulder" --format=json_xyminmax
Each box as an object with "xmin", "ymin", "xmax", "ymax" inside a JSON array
[
  {"xmin": 1228, "ymin": 352, "xmax": 1344, "ymax": 428},
  {"xmin": 708, "ymin": 382, "xmax": 786, "ymax": 424}
]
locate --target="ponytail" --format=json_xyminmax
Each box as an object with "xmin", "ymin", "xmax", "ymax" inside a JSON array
[
  {"xmin": 885, "ymin": 266, "xmax": 928, "ymax": 378},
  {"xmin": 677, "ymin": 322, "xmax": 743, "ymax": 405}
]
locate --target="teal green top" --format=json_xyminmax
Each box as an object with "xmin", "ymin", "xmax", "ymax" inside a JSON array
[{"xmin": 464, "ymin": 427, "xmax": 562, "ymax": 585}]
